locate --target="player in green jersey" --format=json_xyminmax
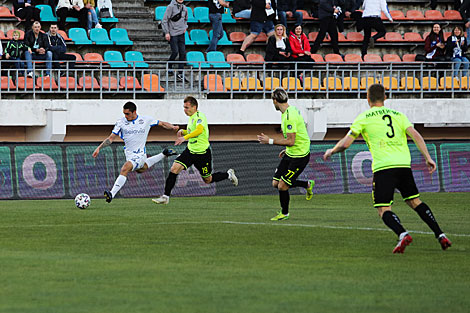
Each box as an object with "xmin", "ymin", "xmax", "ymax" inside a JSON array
[
  {"xmin": 323, "ymin": 84, "xmax": 451, "ymax": 253},
  {"xmin": 152, "ymin": 96, "xmax": 238, "ymax": 204},
  {"xmin": 258, "ymin": 88, "xmax": 315, "ymax": 221}
]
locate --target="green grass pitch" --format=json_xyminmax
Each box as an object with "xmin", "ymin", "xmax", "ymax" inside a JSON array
[{"xmin": 0, "ymin": 193, "xmax": 469, "ymax": 313}]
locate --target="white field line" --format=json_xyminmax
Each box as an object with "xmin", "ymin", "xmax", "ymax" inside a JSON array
[{"xmin": 1, "ymin": 220, "xmax": 470, "ymax": 238}]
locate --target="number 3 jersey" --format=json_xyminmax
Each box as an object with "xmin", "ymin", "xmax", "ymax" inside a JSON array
[
  {"xmin": 349, "ymin": 106, "xmax": 413, "ymax": 173},
  {"xmin": 112, "ymin": 115, "xmax": 159, "ymax": 155}
]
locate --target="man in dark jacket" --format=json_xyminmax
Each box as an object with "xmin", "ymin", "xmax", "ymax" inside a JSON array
[
  {"xmin": 311, "ymin": 0, "xmax": 341, "ymax": 55},
  {"xmin": 237, "ymin": 0, "xmax": 276, "ymax": 56},
  {"xmin": 24, "ymin": 21, "xmax": 53, "ymax": 77},
  {"xmin": 277, "ymin": 0, "xmax": 303, "ymax": 27},
  {"xmin": 12, "ymin": 0, "xmax": 41, "ymax": 31},
  {"xmin": 47, "ymin": 23, "xmax": 76, "ymax": 70}
]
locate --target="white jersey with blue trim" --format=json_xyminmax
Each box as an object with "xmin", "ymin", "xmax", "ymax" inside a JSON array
[{"xmin": 112, "ymin": 115, "xmax": 159, "ymax": 154}]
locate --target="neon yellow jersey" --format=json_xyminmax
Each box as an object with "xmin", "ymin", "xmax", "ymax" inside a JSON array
[
  {"xmin": 349, "ymin": 106, "xmax": 413, "ymax": 173},
  {"xmin": 282, "ymin": 106, "xmax": 310, "ymax": 158},
  {"xmin": 187, "ymin": 111, "xmax": 209, "ymax": 153}
]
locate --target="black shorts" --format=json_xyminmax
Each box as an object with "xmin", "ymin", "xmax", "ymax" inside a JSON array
[
  {"xmin": 372, "ymin": 168, "xmax": 420, "ymax": 207},
  {"xmin": 273, "ymin": 153, "xmax": 310, "ymax": 186},
  {"xmin": 174, "ymin": 147, "xmax": 212, "ymax": 178}
]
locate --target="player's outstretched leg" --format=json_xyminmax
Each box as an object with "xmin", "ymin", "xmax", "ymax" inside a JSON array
[
  {"xmin": 210, "ymin": 169, "xmax": 238, "ymax": 186},
  {"xmin": 393, "ymin": 232, "xmax": 413, "ymax": 254},
  {"xmin": 413, "ymin": 202, "xmax": 452, "ymax": 250},
  {"xmin": 145, "ymin": 148, "xmax": 177, "ymax": 170},
  {"xmin": 227, "ymin": 169, "xmax": 238, "ymax": 186},
  {"xmin": 380, "ymin": 209, "xmax": 412, "ymax": 253},
  {"xmin": 106, "ymin": 174, "xmax": 127, "ymax": 203}
]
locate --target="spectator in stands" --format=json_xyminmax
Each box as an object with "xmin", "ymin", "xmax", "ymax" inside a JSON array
[
  {"xmin": 277, "ymin": 0, "xmax": 303, "ymax": 28},
  {"xmin": 289, "ymin": 24, "xmax": 315, "ymax": 65},
  {"xmin": 24, "ymin": 21, "xmax": 52, "ymax": 77},
  {"xmin": 236, "ymin": 0, "xmax": 276, "ymax": 57},
  {"xmin": 97, "ymin": 0, "xmax": 114, "ymax": 18},
  {"xmin": 3, "ymin": 30, "xmax": 28, "ymax": 73},
  {"xmin": 446, "ymin": 26, "xmax": 469, "ymax": 77},
  {"xmin": 83, "ymin": 0, "xmax": 102, "ymax": 31},
  {"xmin": 265, "ymin": 24, "xmax": 293, "ymax": 67},
  {"xmin": 415, "ymin": 24, "xmax": 447, "ymax": 64},
  {"xmin": 430, "ymin": 0, "xmax": 461, "ymax": 10},
  {"xmin": 56, "ymin": 0, "xmax": 88, "ymax": 31},
  {"xmin": 360, "ymin": 0, "xmax": 393, "ymax": 58},
  {"xmin": 162, "ymin": 0, "xmax": 188, "ymax": 80},
  {"xmin": 233, "ymin": 0, "xmax": 251, "ymax": 18},
  {"xmin": 311, "ymin": 0, "xmax": 341, "ymax": 55},
  {"xmin": 47, "ymin": 23, "xmax": 76, "ymax": 71},
  {"xmin": 12, "ymin": 0, "xmax": 41, "ymax": 31},
  {"xmin": 460, "ymin": 0, "xmax": 470, "ymax": 44},
  {"xmin": 207, "ymin": 0, "xmax": 230, "ymax": 52}
]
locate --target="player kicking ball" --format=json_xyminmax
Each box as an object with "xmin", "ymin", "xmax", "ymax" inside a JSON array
[
  {"xmin": 92, "ymin": 101, "xmax": 179, "ymax": 203},
  {"xmin": 152, "ymin": 96, "xmax": 238, "ymax": 205}
]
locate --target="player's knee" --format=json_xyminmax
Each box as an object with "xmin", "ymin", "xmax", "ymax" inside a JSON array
[
  {"xmin": 376, "ymin": 206, "xmax": 391, "ymax": 218},
  {"xmin": 203, "ymin": 176, "xmax": 212, "ymax": 184},
  {"xmin": 278, "ymin": 181, "xmax": 289, "ymax": 191},
  {"xmin": 406, "ymin": 197, "xmax": 422, "ymax": 209},
  {"xmin": 272, "ymin": 180, "xmax": 279, "ymax": 189}
]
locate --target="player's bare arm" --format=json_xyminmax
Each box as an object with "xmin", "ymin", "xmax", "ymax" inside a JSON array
[
  {"xmin": 92, "ymin": 133, "xmax": 118, "ymax": 158},
  {"xmin": 159, "ymin": 121, "xmax": 179, "ymax": 132},
  {"xmin": 257, "ymin": 132, "xmax": 296, "ymax": 147},
  {"xmin": 406, "ymin": 126, "xmax": 436, "ymax": 174},
  {"xmin": 323, "ymin": 132, "xmax": 356, "ymax": 161}
]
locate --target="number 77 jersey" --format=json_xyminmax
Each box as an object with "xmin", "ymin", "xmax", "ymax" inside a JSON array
[{"xmin": 349, "ymin": 106, "xmax": 413, "ymax": 173}]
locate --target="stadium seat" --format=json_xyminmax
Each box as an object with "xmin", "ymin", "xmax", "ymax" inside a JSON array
[
  {"xmin": 343, "ymin": 77, "xmax": 359, "ymax": 90},
  {"xmin": 17, "ymin": 77, "xmax": 35, "ymax": 90},
  {"xmin": 6, "ymin": 29, "xmax": 24, "ymax": 40},
  {"xmin": 68, "ymin": 28, "xmax": 92, "ymax": 44},
  {"xmin": 37, "ymin": 4, "xmax": 57, "ymax": 22},
  {"xmin": 264, "ymin": 77, "xmax": 280, "ymax": 90},
  {"xmin": 229, "ymin": 32, "xmax": 246, "ymax": 42},
  {"xmin": 104, "ymin": 51, "xmax": 128, "ymax": 68},
  {"xmin": 36, "ymin": 76, "xmax": 58, "ymax": 90},
  {"xmin": 383, "ymin": 32, "xmax": 403, "ymax": 42},
  {"xmin": 185, "ymin": 31, "xmax": 194, "ymax": 45},
  {"xmin": 209, "ymin": 30, "xmax": 233, "ymax": 45},
  {"xmin": 142, "ymin": 74, "xmax": 165, "ymax": 92},
  {"xmin": 439, "ymin": 77, "xmax": 460, "ymax": 90},
  {"xmin": 110, "ymin": 28, "xmax": 133, "ymax": 45},
  {"xmin": 444, "ymin": 10, "xmax": 461, "ymax": 20},
  {"xmin": 324, "ymin": 54, "xmax": 343, "ymax": 63},
  {"xmin": 425, "ymin": 10, "xmax": 444, "ymax": 20},
  {"xmin": 390, "ymin": 10, "xmax": 406, "ymax": 20},
  {"xmin": 101, "ymin": 76, "xmax": 121, "ymax": 90},
  {"xmin": 59, "ymin": 76, "xmax": 77, "ymax": 90},
  {"xmin": 422, "ymin": 76, "xmax": 438, "ymax": 90},
  {"xmin": 309, "ymin": 32, "xmax": 330, "ymax": 42},
  {"xmin": 203, "ymin": 74, "xmax": 226, "ymax": 91},
  {"xmin": 311, "ymin": 54, "xmax": 325, "ymax": 63},
  {"xmin": 1, "ymin": 76, "xmax": 15, "ymax": 90},
  {"xmin": 206, "ymin": 51, "xmax": 230, "ymax": 68},
  {"xmin": 0, "ymin": 30, "xmax": 7, "ymax": 40},
  {"xmin": 282, "ymin": 77, "xmax": 303, "ymax": 90},
  {"xmin": 383, "ymin": 54, "xmax": 402, "ymax": 62},
  {"xmin": 246, "ymin": 54, "xmax": 264, "ymax": 63},
  {"xmin": 120, "ymin": 76, "xmax": 142, "ymax": 90},
  {"xmin": 90, "ymin": 28, "xmax": 113, "ymax": 45},
  {"xmin": 78, "ymin": 76, "xmax": 100, "ymax": 90},
  {"xmin": 96, "ymin": 7, "xmax": 118, "ymax": 23},
  {"xmin": 255, "ymin": 32, "xmax": 268, "ymax": 42},
  {"xmin": 337, "ymin": 32, "xmax": 347, "ymax": 42},
  {"xmin": 125, "ymin": 51, "xmax": 149, "ymax": 68},
  {"xmin": 186, "ymin": 7, "xmax": 198, "ymax": 23},
  {"xmin": 406, "ymin": 10, "xmax": 425, "ymax": 20},
  {"xmin": 360, "ymin": 77, "xmax": 379, "ymax": 90},
  {"xmin": 58, "ymin": 30, "xmax": 71, "ymax": 41},
  {"xmin": 363, "ymin": 54, "xmax": 382, "ymax": 62},
  {"xmin": 346, "ymin": 32, "xmax": 363, "ymax": 42},
  {"xmin": 190, "ymin": 29, "xmax": 210, "ymax": 45},
  {"xmin": 298, "ymin": 9, "xmax": 314, "ymax": 20},
  {"xmin": 344, "ymin": 54, "xmax": 362, "ymax": 63},
  {"xmin": 186, "ymin": 51, "xmax": 210, "ymax": 68},
  {"xmin": 155, "ymin": 6, "xmax": 166, "ymax": 21},
  {"xmin": 242, "ymin": 77, "xmax": 263, "ymax": 90},
  {"xmin": 303, "ymin": 77, "xmax": 321, "ymax": 91},
  {"xmin": 0, "ymin": 6, "xmax": 14, "ymax": 17},
  {"xmin": 83, "ymin": 52, "xmax": 104, "ymax": 64},
  {"xmin": 400, "ymin": 77, "xmax": 420, "ymax": 90},
  {"xmin": 222, "ymin": 9, "xmax": 236, "ymax": 23},
  {"xmin": 225, "ymin": 77, "xmax": 243, "ymax": 90},
  {"xmin": 444, "ymin": 31, "xmax": 452, "ymax": 40},
  {"xmin": 226, "ymin": 53, "xmax": 246, "ymax": 63},
  {"xmin": 194, "ymin": 7, "xmax": 210, "ymax": 23},
  {"xmin": 461, "ymin": 76, "xmax": 469, "ymax": 89},
  {"xmin": 382, "ymin": 77, "xmax": 399, "ymax": 90},
  {"xmin": 402, "ymin": 54, "xmax": 416, "ymax": 62},
  {"xmin": 404, "ymin": 32, "xmax": 423, "ymax": 42},
  {"xmin": 322, "ymin": 77, "xmax": 342, "ymax": 90}
]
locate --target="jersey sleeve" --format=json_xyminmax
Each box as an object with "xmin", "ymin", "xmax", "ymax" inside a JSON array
[
  {"xmin": 112, "ymin": 120, "xmax": 122, "ymax": 136},
  {"xmin": 149, "ymin": 117, "xmax": 159, "ymax": 127},
  {"xmin": 349, "ymin": 115, "xmax": 363, "ymax": 138},
  {"xmin": 400, "ymin": 113, "xmax": 413, "ymax": 130},
  {"xmin": 284, "ymin": 112, "xmax": 298, "ymax": 134}
]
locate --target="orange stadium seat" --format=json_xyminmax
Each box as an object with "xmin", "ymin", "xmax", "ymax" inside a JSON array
[
  {"xmin": 425, "ymin": 10, "xmax": 444, "ymax": 20},
  {"xmin": 16, "ymin": 77, "xmax": 35, "ymax": 90},
  {"xmin": 402, "ymin": 54, "xmax": 416, "ymax": 62},
  {"xmin": 0, "ymin": 6, "xmax": 15, "ymax": 17},
  {"xmin": 382, "ymin": 77, "xmax": 399, "ymax": 90},
  {"xmin": 120, "ymin": 76, "xmax": 142, "ymax": 90},
  {"xmin": 337, "ymin": 32, "xmax": 347, "ymax": 42},
  {"xmin": 444, "ymin": 10, "xmax": 462, "ymax": 20},
  {"xmin": 84, "ymin": 53, "xmax": 105, "ymax": 64},
  {"xmin": 309, "ymin": 32, "xmax": 331, "ymax": 42},
  {"xmin": 229, "ymin": 32, "xmax": 246, "ymax": 42},
  {"xmin": 203, "ymin": 74, "xmax": 226, "ymax": 92},
  {"xmin": 36, "ymin": 76, "xmax": 58, "ymax": 90},
  {"xmin": 101, "ymin": 76, "xmax": 122, "ymax": 90},
  {"xmin": 311, "ymin": 54, "xmax": 325, "ymax": 63},
  {"xmin": 404, "ymin": 32, "xmax": 423, "ymax": 42},
  {"xmin": 59, "ymin": 77, "xmax": 77, "ymax": 90},
  {"xmin": 263, "ymin": 77, "xmax": 280, "ymax": 90},
  {"xmin": 346, "ymin": 32, "xmax": 363, "ymax": 42},
  {"xmin": 226, "ymin": 53, "xmax": 246, "ymax": 63},
  {"xmin": 298, "ymin": 9, "xmax": 314, "ymax": 20},
  {"xmin": 390, "ymin": 10, "xmax": 406, "ymax": 20},
  {"xmin": 406, "ymin": 10, "xmax": 425, "ymax": 20},
  {"xmin": 384, "ymin": 32, "xmax": 404, "ymax": 42},
  {"xmin": 303, "ymin": 77, "xmax": 320, "ymax": 91},
  {"xmin": 282, "ymin": 77, "xmax": 303, "ymax": 90},
  {"xmin": 423, "ymin": 32, "xmax": 430, "ymax": 40},
  {"xmin": 255, "ymin": 32, "xmax": 268, "ymax": 42},
  {"xmin": 343, "ymin": 77, "xmax": 359, "ymax": 90},
  {"xmin": 324, "ymin": 54, "xmax": 343, "ymax": 63},
  {"xmin": 444, "ymin": 32, "xmax": 452, "ymax": 40},
  {"xmin": 344, "ymin": 54, "xmax": 362, "ymax": 63},
  {"xmin": 68, "ymin": 52, "xmax": 83, "ymax": 63},
  {"xmin": 58, "ymin": 30, "xmax": 71, "ymax": 41},
  {"xmin": 400, "ymin": 77, "xmax": 421, "ymax": 90},
  {"xmin": 79, "ymin": 76, "xmax": 100, "ymax": 90},
  {"xmin": 246, "ymin": 54, "xmax": 264, "ymax": 63},
  {"xmin": 383, "ymin": 54, "xmax": 402, "ymax": 62},
  {"xmin": 142, "ymin": 74, "xmax": 164, "ymax": 92},
  {"xmin": 363, "ymin": 54, "xmax": 382, "ymax": 62},
  {"xmin": 1, "ymin": 76, "xmax": 15, "ymax": 89}
]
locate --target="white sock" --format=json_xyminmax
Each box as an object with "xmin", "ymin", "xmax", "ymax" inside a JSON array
[
  {"xmin": 145, "ymin": 153, "xmax": 165, "ymax": 168},
  {"xmin": 111, "ymin": 175, "xmax": 127, "ymax": 198}
]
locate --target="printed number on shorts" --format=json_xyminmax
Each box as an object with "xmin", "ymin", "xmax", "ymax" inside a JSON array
[{"xmin": 202, "ymin": 167, "xmax": 208, "ymax": 175}]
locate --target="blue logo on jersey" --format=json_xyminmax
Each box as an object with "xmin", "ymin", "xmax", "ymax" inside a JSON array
[{"xmin": 287, "ymin": 125, "xmax": 293, "ymax": 130}]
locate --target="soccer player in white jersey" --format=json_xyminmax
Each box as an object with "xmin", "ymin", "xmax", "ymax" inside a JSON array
[{"xmin": 92, "ymin": 101, "xmax": 179, "ymax": 203}]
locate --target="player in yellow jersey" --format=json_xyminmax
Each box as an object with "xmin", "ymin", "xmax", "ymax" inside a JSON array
[
  {"xmin": 152, "ymin": 96, "xmax": 238, "ymax": 204},
  {"xmin": 323, "ymin": 84, "xmax": 451, "ymax": 253},
  {"xmin": 258, "ymin": 88, "xmax": 315, "ymax": 221}
]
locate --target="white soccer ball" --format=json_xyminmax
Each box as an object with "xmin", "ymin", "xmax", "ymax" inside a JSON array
[{"xmin": 75, "ymin": 193, "xmax": 91, "ymax": 209}]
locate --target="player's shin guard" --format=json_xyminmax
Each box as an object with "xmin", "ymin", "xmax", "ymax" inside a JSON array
[
  {"xmin": 414, "ymin": 202, "xmax": 443, "ymax": 238},
  {"xmin": 211, "ymin": 172, "xmax": 229, "ymax": 183},
  {"xmin": 164, "ymin": 172, "xmax": 178, "ymax": 196},
  {"xmin": 145, "ymin": 153, "xmax": 165, "ymax": 168},
  {"xmin": 382, "ymin": 211, "xmax": 406, "ymax": 236},
  {"xmin": 111, "ymin": 175, "xmax": 127, "ymax": 198},
  {"xmin": 291, "ymin": 180, "xmax": 308, "ymax": 188},
  {"xmin": 279, "ymin": 190, "xmax": 290, "ymax": 215}
]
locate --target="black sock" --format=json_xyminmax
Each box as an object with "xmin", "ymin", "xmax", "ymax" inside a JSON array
[
  {"xmin": 279, "ymin": 190, "xmax": 290, "ymax": 215},
  {"xmin": 414, "ymin": 202, "xmax": 443, "ymax": 238},
  {"xmin": 164, "ymin": 172, "xmax": 178, "ymax": 196},
  {"xmin": 291, "ymin": 180, "xmax": 308, "ymax": 189},
  {"xmin": 382, "ymin": 211, "xmax": 406, "ymax": 236},
  {"xmin": 211, "ymin": 172, "xmax": 228, "ymax": 183}
]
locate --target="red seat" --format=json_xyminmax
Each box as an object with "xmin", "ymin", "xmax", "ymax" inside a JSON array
[
  {"xmin": 79, "ymin": 76, "xmax": 101, "ymax": 90},
  {"xmin": 68, "ymin": 52, "xmax": 83, "ymax": 63},
  {"xmin": 406, "ymin": 10, "xmax": 425, "ymax": 20},
  {"xmin": 36, "ymin": 76, "xmax": 58, "ymax": 90},
  {"xmin": 425, "ymin": 10, "xmax": 444, "ymax": 20},
  {"xmin": 363, "ymin": 54, "xmax": 382, "ymax": 62},
  {"xmin": 308, "ymin": 32, "xmax": 330, "ymax": 42},
  {"xmin": 324, "ymin": 54, "xmax": 343, "ymax": 63},
  {"xmin": 84, "ymin": 52, "xmax": 104, "ymax": 64},
  {"xmin": 141, "ymin": 74, "xmax": 164, "ymax": 92},
  {"xmin": 298, "ymin": 9, "xmax": 314, "ymax": 20},
  {"xmin": 423, "ymin": 32, "xmax": 430, "ymax": 40},
  {"xmin": 390, "ymin": 10, "xmax": 406, "ymax": 20},
  {"xmin": 444, "ymin": 32, "xmax": 451, "ymax": 40},
  {"xmin": 402, "ymin": 54, "xmax": 416, "ymax": 62},
  {"xmin": 444, "ymin": 10, "xmax": 462, "ymax": 20},
  {"xmin": 346, "ymin": 32, "xmax": 363, "ymax": 42},
  {"xmin": 383, "ymin": 54, "xmax": 402, "ymax": 62},
  {"xmin": 1, "ymin": 76, "xmax": 15, "ymax": 89},
  {"xmin": 384, "ymin": 32, "xmax": 403, "ymax": 42},
  {"xmin": 59, "ymin": 77, "xmax": 77, "ymax": 89},
  {"xmin": 0, "ymin": 30, "xmax": 7, "ymax": 40},
  {"xmin": 58, "ymin": 30, "xmax": 71, "ymax": 41},
  {"xmin": 101, "ymin": 76, "xmax": 122, "ymax": 90},
  {"xmin": 120, "ymin": 76, "xmax": 142, "ymax": 90},
  {"xmin": 255, "ymin": 32, "xmax": 268, "ymax": 42},
  {"xmin": 246, "ymin": 54, "xmax": 264, "ymax": 63},
  {"xmin": 229, "ymin": 32, "xmax": 246, "ymax": 42},
  {"xmin": 311, "ymin": 54, "xmax": 325, "ymax": 63},
  {"xmin": 337, "ymin": 32, "xmax": 347, "ymax": 42},
  {"xmin": 203, "ymin": 74, "xmax": 226, "ymax": 92},
  {"xmin": 226, "ymin": 53, "xmax": 246, "ymax": 63},
  {"xmin": 6, "ymin": 29, "xmax": 25, "ymax": 40},
  {"xmin": 16, "ymin": 77, "xmax": 35, "ymax": 90},
  {"xmin": 344, "ymin": 54, "xmax": 362, "ymax": 63},
  {"xmin": 0, "ymin": 6, "xmax": 15, "ymax": 17},
  {"xmin": 404, "ymin": 32, "xmax": 423, "ymax": 42}
]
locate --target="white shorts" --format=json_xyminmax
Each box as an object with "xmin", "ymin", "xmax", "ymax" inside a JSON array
[{"xmin": 125, "ymin": 151, "xmax": 147, "ymax": 171}]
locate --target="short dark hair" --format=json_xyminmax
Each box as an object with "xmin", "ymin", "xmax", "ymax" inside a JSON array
[
  {"xmin": 123, "ymin": 101, "xmax": 137, "ymax": 112},
  {"xmin": 272, "ymin": 88, "xmax": 288, "ymax": 103},
  {"xmin": 50, "ymin": 23, "xmax": 58, "ymax": 27},
  {"xmin": 184, "ymin": 96, "xmax": 198, "ymax": 108},
  {"xmin": 368, "ymin": 84, "xmax": 385, "ymax": 103}
]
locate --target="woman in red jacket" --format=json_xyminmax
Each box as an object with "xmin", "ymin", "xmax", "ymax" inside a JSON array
[{"xmin": 289, "ymin": 24, "xmax": 315, "ymax": 69}]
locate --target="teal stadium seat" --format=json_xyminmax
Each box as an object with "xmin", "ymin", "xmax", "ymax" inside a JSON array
[
  {"xmin": 90, "ymin": 28, "xmax": 113, "ymax": 45},
  {"xmin": 186, "ymin": 51, "xmax": 210, "ymax": 68},
  {"xmin": 110, "ymin": 28, "xmax": 133, "ymax": 45},
  {"xmin": 190, "ymin": 29, "xmax": 210, "ymax": 45},
  {"xmin": 194, "ymin": 7, "xmax": 210, "ymax": 23},
  {"xmin": 68, "ymin": 28, "xmax": 92, "ymax": 44},
  {"xmin": 206, "ymin": 51, "xmax": 230, "ymax": 68},
  {"xmin": 185, "ymin": 32, "xmax": 194, "ymax": 45},
  {"xmin": 125, "ymin": 51, "xmax": 149, "ymax": 68},
  {"xmin": 104, "ymin": 51, "xmax": 129, "ymax": 68},
  {"xmin": 37, "ymin": 5, "xmax": 57, "ymax": 22},
  {"xmin": 96, "ymin": 7, "xmax": 119, "ymax": 23},
  {"xmin": 155, "ymin": 6, "xmax": 166, "ymax": 21},
  {"xmin": 186, "ymin": 7, "xmax": 198, "ymax": 23},
  {"xmin": 209, "ymin": 30, "xmax": 232, "ymax": 45},
  {"xmin": 222, "ymin": 9, "xmax": 236, "ymax": 23}
]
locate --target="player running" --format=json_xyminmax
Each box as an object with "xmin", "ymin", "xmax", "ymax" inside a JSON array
[
  {"xmin": 257, "ymin": 88, "xmax": 315, "ymax": 221},
  {"xmin": 323, "ymin": 84, "xmax": 451, "ymax": 253},
  {"xmin": 152, "ymin": 96, "xmax": 238, "ymax": 205},
  {"xmin": 92, "ymin": 101, "xmax": 179, "ymax": 203}
]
